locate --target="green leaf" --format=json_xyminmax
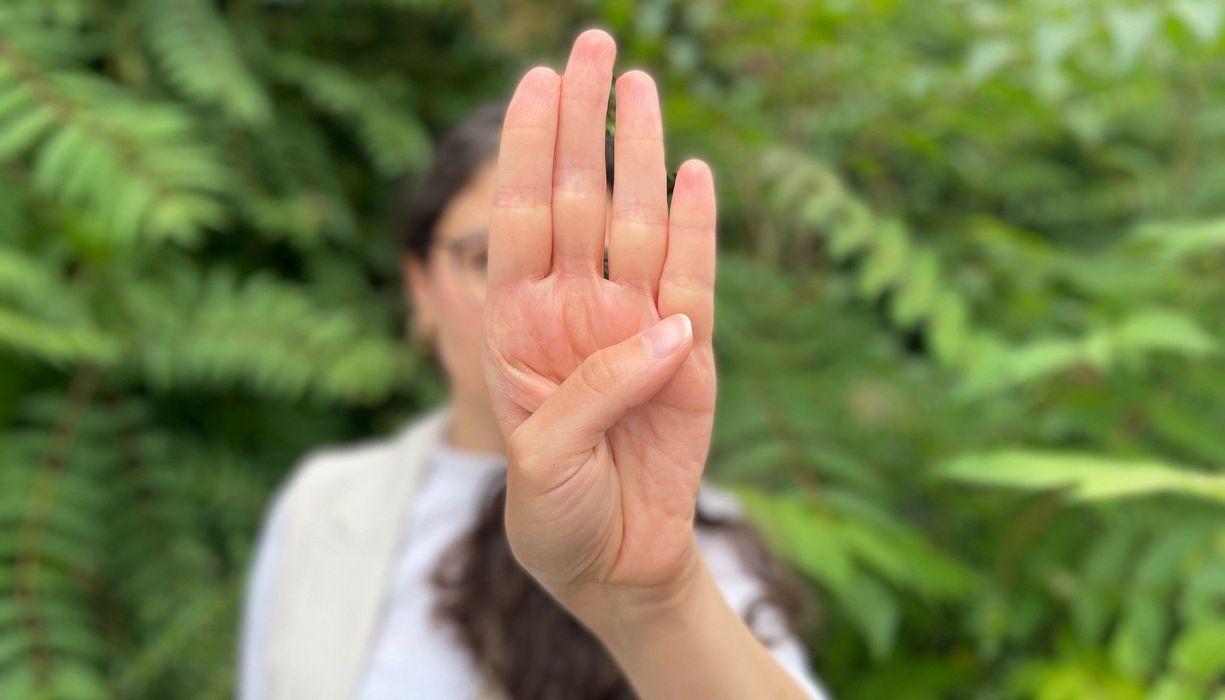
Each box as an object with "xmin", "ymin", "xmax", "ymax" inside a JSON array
[
  {"xmin": 735, "ymin": 489, "xmax": 858, "ymax": 593},
  {"xmin": 270, "ymin": 52, "xmax": 430, "ymax": 176},
  {"xmin": 1131, "ymin": 218, "xmax": 1225, "ymax": 261},
  {"xmin": 141, "ymin": 0, "xmax": 271, "ymax": 124},
  {"xmin": 1147, "ymin": 678, "xmax": 1204, "ymax": 700},
  {"xmin": 1110, "ymin": 593, "xmax": 1168, "ymax": 679},
  {"xmin": 1105, "ymin": 7, "xmax": 1160, "ymax": 70},
  {"xmin": 965, "ymin": 39, "xmax": 1015, "ymax": 83},
  {"xmin": 1170, "ymin": 620, "xmax": 1225, "ymax": 682},
  {"xmin": 1033, "ymin": 22, "xmax": 1087, "ymax": 67},
  {"xmin": 1110, "ymin": 310, "xmax": 1217, "ymax": 359},
  {"xmin": 834, "ymin": 574, "xmax": 900, "ymax": 660},
  {"xmin": 857, "ymin": 220, "xmax": 908, "ymax": 298},
  {"xmin": 938, "ymin": 450, "xmax": 1225, "ymax": 503},
  {"xmin": 1173, "ymin": 0, "xmax": 1225, "ymax": 43}
]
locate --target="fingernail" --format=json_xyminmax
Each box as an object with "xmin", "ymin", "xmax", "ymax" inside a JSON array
[{"xmin": 642, "ymin": 314, "xmax": 691, "ymax": 359}]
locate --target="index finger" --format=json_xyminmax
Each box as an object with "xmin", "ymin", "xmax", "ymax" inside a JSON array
[{"xmin": 487, "ymin": 66, "xmax": 562, "ymax": 289}]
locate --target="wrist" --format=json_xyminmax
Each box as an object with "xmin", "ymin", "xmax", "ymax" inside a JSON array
[
  {"xmin": 572, "ymin": 546, "xmax": 721, "ymax": 657},
  {"xmin": 556, "ymin": 541, "xmax": 813, "ymax": 700}
]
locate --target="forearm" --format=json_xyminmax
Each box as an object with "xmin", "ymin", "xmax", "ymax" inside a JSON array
[{"xmin": 587, "ymin": 554, "xmax": 813, "ymax": 700}]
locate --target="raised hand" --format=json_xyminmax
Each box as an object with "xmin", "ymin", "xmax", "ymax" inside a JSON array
[{"xmin": 480, "ymin": 29, "xmax": 718, "ymax": 625}]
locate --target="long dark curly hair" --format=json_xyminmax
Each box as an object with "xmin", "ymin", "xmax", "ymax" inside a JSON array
[{"xmin": 393, "ymin": 101, "xmax": 810, "ymax": 700}]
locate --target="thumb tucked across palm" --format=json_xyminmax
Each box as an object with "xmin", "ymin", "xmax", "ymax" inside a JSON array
[{"xmin": 480, "ymin": 30, "xmax": 718, "ymax": 605}]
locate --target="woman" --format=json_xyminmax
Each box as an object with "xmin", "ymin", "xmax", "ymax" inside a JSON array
[{"xmin": 239, "ymin": 30, "xmax": 828, "ymax": 700}]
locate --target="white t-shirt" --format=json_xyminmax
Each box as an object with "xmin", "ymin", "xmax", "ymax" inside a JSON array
[{"xmin": 239, "ymin": 440, "xmax": 829, "ymax": 699}]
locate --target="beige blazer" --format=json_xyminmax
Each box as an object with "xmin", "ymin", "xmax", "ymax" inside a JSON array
[{"xmin": 259, "ymin": 403, "xmax": 505, "ymax": 700}]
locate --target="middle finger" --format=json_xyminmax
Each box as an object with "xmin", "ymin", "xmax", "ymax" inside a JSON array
[{"xmin": 551, "ymin": 29, "xmax": 616, "ymax": 276}]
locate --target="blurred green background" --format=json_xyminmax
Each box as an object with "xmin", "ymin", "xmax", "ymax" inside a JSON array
[{"xmin": 4, "ymin": 0, "xmax": 1225, "ymax": 698}]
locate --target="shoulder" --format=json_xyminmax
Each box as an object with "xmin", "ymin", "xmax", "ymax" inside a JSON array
[
  {"xmin": 269, "ymin": 404, "xmax": 451, "ymax": 524},
  {"xmin": 238, "ymin": 429, "xmax": 406, "ymax": 699},
  {"xmin": 262, "ymin": 433, "xmax": 396, "ymax": 532},
  {"xmin": 272, "ymin": 432, "xmax": 402, "ymax": 520}
]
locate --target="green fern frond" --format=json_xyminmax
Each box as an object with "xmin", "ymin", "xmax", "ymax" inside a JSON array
[
  {"xmin": 0, "ymin": 309, "xmax": 118, "ymax": 365},
  {"xmin": 88, "ymin": 401, "xmax": 253, "ymax": 696},
  {"xmin": 1130, "ymin": 218, "xmax": 1225, "ymax": 262},
  {"xmin": 0, "ymin": 1, "xmax": 96, "ymax": 28},
  {"xmin": 957, "ymin": 308, "xmax": 1217, "ymax": 396},
  {"xmin": 0, "ymin": 385, "xmax": 111, "ymax": 700},
  {"xmin": 0, "ymin": 40, "xmax": 232, "ymax": 246},
  {"xmin": 140, "ymin": 0, "xmax": 272, "ymax": 125},
  {"xmin": 226, "ymin": 117, "xmax": 359, "ymax": 246},
  {"xmin": 763, "ymin": 149, "xmax": 982, "ymax": 367},
  {"xmin": 268, "ymin": 52, "xmax": 430, "ymax": 176},
  {"xmin": 764, "ymin": 151, "xmax": 1220, "ymax": 398},
  {"xmin": 735, "ymin": 487, "xmax": 971, "ymax": 659},
  {"xmin": 114, "ymin": 582, "xmax": 238, "ymax": 697},
  {"xmin": 0, "ymin": 3, "xmax": 100, "ymax": 62},
  {"xmin": 128, "ymin": 269, "xmax": 411, "ymax": 403},
  {"xmin": 1004, "ymin": 514, "xmax": 1225, "ymax": 697},
  {"xmin": 0, "ymin": 249, "xmax": 119, "ymax": 364}
]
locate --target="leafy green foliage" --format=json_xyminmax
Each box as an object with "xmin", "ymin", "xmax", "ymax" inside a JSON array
[
  {"xmin": 140, "ymin": 0, "xmax": 271, "ymax": 125},
  {"xmin": 3, "ymin": 0, "xmax": 1225, "ymax": 698},
  {"xmin": 0, "ymin": 2, "xmax": 486, "ymax": 696},
  {"xmin": 940, "ymin": 451, "xmax": 1225, "ymax": 503},
  {"xmin": 0, "ymin": 51, "xmax": 232, "ymax": 245},
  {"xmin": 269, "ymin": 52, "xmax": 431, "ymax": 177}
]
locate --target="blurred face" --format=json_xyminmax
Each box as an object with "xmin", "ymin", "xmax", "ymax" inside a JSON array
[
  {"xmin": 404, "ymin": 157, "xmax": 611, "ymax": 414},
  {"xmin": 404, "ymin": 159, "xmax": 499, "ymax": 413}
]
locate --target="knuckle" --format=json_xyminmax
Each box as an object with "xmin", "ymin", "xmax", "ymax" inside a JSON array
[
  {"xmin": 505, "ymin": 428, "xmax": 536, "ymax": 471},
  {"xmin": 660, "ymin": 275, "xmax": 710, "ymax": 297},
  {"xmin": 493, "ymin": 185, "xmax": 550, "ymax": 211},
  {"xmin": 613, "ymin": 202, "xmax": 669, "ymax": 228},
  {"xmin": 506, "ymin": 426, "xmax": 556, "ymax": 491},
  {"xmin": 553, "ymin": 168, "xmax": 608, "ymax": 196},
  {"xmin": 668, "ymin": 218, "xmax": 715, "ymax": 234},
  {"xmin": 562, "ymin": 88, "xmax": 610, "ymax": 109}
]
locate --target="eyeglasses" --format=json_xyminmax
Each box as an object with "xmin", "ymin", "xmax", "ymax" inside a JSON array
[
  {"xmin": 433, "ymin": 228, "xmax": 613, "ymax": 303},
  {"xmin": 435, "ymin": 228, "xmax": 490, "ymax": 302}
]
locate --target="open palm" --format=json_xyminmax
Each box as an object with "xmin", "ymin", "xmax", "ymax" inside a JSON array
[{"xmin": 481, "ymin": 30, "xmax": 718, "ymax": 609}]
